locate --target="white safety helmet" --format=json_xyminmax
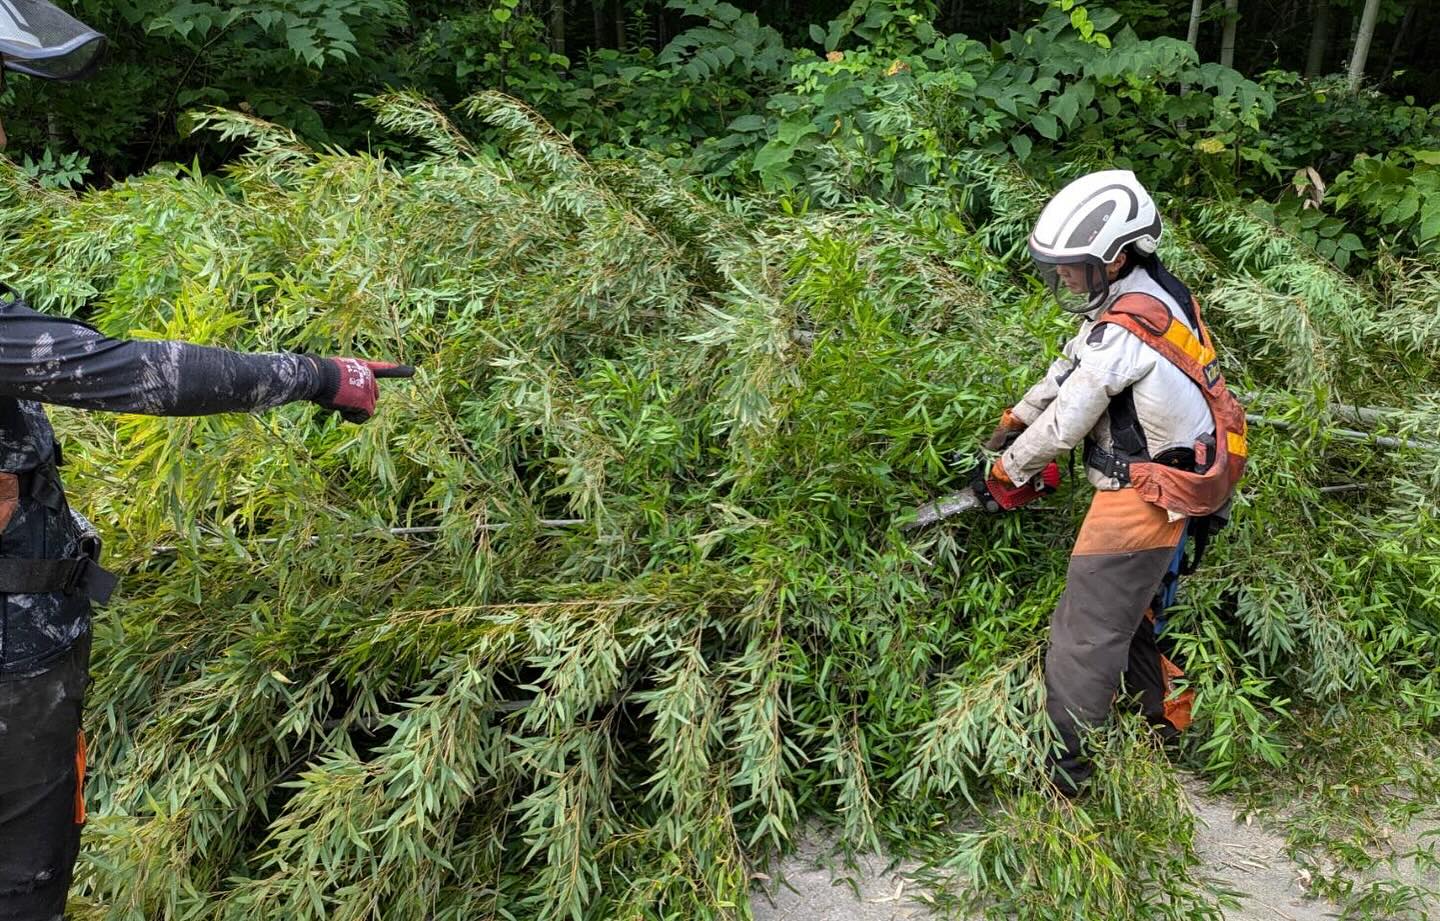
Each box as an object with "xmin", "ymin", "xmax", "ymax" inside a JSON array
[{"xmin": 1028, "ymin": 169, "xmax": 1161, "ymax": 314}]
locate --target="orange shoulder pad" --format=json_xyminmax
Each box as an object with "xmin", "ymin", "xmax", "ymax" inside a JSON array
[{"xmin": 1105, "ymin": 293, "xmax": 1172, "ymax": 335}]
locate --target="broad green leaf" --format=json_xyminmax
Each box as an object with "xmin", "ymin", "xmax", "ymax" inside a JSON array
[
  {"xmin": 1049, "ymin": 86, "xmax": 1081, "ymax": 127},
  {"xmin": 1030, "ymin": 112, "xmax": 1060, "ymax": 140},
  {"xmin": 1419, "ymin": 202, "xmax": 1440, "ymax": 241},
  {"xmin": 728, "ymin": 115, "xmax": 768, "ymax": 133}
]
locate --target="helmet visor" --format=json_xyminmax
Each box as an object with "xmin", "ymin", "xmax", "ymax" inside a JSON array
[
  {"xmin": 0, "ymin": 0, "xmax": 107, "ymax": 81},
  {"xmin": 1031, "ymin": 253, "xmax": 1110, "ymax": 315}
]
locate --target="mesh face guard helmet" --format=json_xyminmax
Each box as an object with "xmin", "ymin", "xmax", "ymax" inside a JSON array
[
  {"xmin": 0, "ymin": 0, "xmax": 106, "ymax": 81},
  {"xmin": 1028, "ymin": 169, "xmax": 1162, "ymax": 314}
]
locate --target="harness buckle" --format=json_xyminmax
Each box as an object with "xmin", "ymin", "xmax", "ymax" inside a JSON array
[{"xmin": 1084, "ymin": 441, "xmax": 1134, "ymax": 485}]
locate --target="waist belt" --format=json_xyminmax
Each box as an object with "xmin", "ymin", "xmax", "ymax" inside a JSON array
[
  {"xmin": 1083, "ymin": 441, "xmax": 1199, "ymax": 486},
  {"xmin": 1083, "ymin": 441, "xmax": 1135, "ymax": 485},
  {"xmin": 0, "ymin": 556, "xmax": 118, "ymax": 603}
]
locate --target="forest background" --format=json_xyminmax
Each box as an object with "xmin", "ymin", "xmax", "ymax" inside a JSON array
[{"xmin": 2, "ymin": 0, "xmax": 1440, "ymax": 919}]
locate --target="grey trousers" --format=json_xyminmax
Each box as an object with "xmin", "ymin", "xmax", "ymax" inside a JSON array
[{"xmin": 1045, "ymin": 489, "xmax": 1186, "ymax": 790}]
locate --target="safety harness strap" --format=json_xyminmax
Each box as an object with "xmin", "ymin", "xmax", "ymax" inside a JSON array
[
  {"xmin": 1101, "ymin": 294, "xmax": 1248, "ymax": 460},
  {"xmin": 1182, "ymin": 514, "xmax": 1217, "ymax": 575}
]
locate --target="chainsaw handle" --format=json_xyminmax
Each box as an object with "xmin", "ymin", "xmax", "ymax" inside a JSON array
[{"xmin": 980, "ymin": 461, "xmax": 1062, "ymax": 512}]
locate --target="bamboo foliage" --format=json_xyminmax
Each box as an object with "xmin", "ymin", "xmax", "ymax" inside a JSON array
[{"xmin": 0, "ymin": 96, "xmax": 1437, "ymax": 920}]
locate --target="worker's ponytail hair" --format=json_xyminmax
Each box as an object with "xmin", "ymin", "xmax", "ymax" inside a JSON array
[{"xmin": 1123, "ymin": 244, "xmax": 1199, "ymax": 330}]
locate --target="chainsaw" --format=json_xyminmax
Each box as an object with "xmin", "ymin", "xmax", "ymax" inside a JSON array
[{"xmin": 903, "ymin": 459, "xmax": 1062, "ymax": 531}]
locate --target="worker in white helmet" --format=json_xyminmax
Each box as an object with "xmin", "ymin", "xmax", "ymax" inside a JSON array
[{"xmin": 983, "ymin": 169, "xmax": 1248, "ymax": 792}]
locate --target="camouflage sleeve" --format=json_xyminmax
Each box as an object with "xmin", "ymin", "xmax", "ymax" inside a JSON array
[{"xmin": 0, "ymin": 299, "xmax": 322, "ymax": 415}]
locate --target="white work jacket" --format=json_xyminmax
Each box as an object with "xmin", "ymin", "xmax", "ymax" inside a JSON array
[{"xmin": 1001, "ymin": 267, "xmax": 1213, "ymax": 493}]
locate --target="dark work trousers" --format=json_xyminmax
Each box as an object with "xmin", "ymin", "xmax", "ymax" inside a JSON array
[
  {"xmin": 0, "ymin": 632, "xmax": 90, "ymax": 921},
  {"xmin": 1045, "ymin": 488, "xmax": 1186, "ymax": 791}
]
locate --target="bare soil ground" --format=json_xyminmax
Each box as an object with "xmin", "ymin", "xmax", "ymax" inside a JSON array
[{"xmin": 750, "ymin": 777, "xmax": 1439, "ymax": 921}]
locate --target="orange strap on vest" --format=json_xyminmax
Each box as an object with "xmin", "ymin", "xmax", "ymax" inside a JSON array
[{"xmin": 1094, "ymin": 293, "xmax": 1248, "ymax": 517}]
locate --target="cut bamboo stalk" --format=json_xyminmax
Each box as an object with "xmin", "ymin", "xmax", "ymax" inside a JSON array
[
  {"xmin": 1235, "ymin": 390, "xmax": 1435, "ymax": 445},
  {"xmin": 150, "ymin": 520, "xmax": 587, "ymax": 554},
  {"xmin": 1245, "ymin": 413, "xmax": 1440, "ymax": 452}
]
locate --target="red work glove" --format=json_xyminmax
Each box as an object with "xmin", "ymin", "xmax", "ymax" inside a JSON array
[
  {"xmin": 310, "ymin": 357, "xmax": 415, "ymax": 424},
  {"xmin": 983, "ymin": 409, "xmax": 1027, "ymax": 452},
  {"xmin": 973, "ymin": 457, "xmax": 1061, "ymax": 514}
]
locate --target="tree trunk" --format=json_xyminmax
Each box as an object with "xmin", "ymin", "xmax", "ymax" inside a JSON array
[
  {"xmin": 1219, "ymin": 0, "xmax": 1238, "ymax": 68},
  {"xmin": 548, "ymin": 0, "xmax": 566, "ymax": 55},
  {"xmin": 593, "ymin": 0, "xmax": 605, "ymax": 49},
  {"xmin": 614, "ymin": 0, "xmax": 626, "ymax": 50},
  {"xmin": 1346, "ymin": 0, "xmax": 1382, "ymax": 91},
  {"xmin": 944, "ymin": 0, "xmax": 965, "ymax": 32},
  {"xmin": 1179, "ymin": 0, "xmax": 1204, "ymax": 108},
  {"xmin": 1383, "ymin": 0, "xmax": 1418, "ymax": 78},
  {"xmin": 1305, "ymin": 0, "xmax": 1331, "ymax": 76}
]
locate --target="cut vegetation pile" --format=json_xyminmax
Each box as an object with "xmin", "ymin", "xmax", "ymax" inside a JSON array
[{"xmin": 1, "ymin": 94, "xmax": 1437, "ymax": 920}]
